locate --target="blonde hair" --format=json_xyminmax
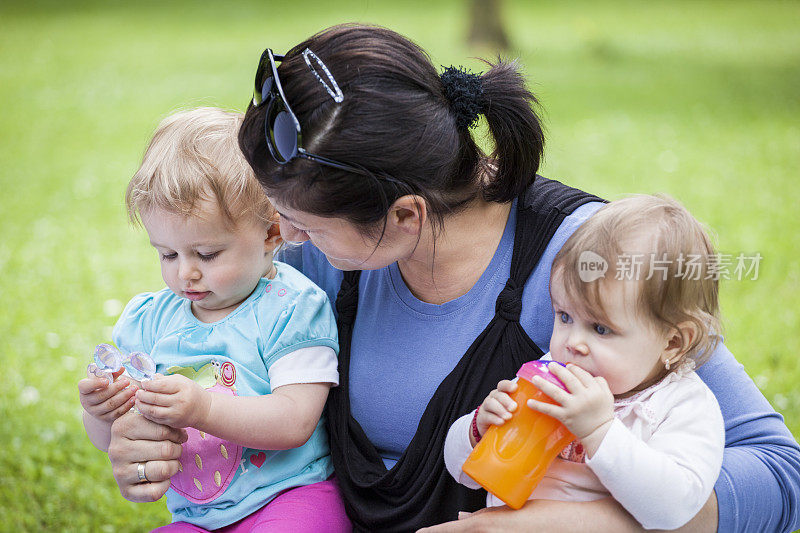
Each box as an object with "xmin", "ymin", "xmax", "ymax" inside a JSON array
[
  {"xmin": 126, "ymin": 107, "xmax": 274, "ymax": 227},
  {"xmin": 552, "ymin": 194, "xmax": 722, "ymax": 365}
]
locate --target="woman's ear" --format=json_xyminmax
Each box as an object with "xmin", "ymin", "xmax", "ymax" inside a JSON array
[
  {"xmin": 388, "ymin": 195, "xmax": 427, "ymax": 236},
  {"xmin": 662, "ymin": 321, "xmax": 699, "ymax": 367}
]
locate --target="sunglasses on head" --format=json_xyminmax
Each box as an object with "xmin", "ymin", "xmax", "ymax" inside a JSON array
[{"xmin": 252, "ymin": 48, "xmax": 371, "ymax": 177}]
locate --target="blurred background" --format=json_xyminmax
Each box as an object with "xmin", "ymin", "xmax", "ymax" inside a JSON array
[{"xmin": 1, "ymin": 0, "xmax": 798, "ymax": 530}]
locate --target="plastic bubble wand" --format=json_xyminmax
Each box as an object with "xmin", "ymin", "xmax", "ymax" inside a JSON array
[{"xmin": 86, "ymin": 343, "xmax": 157, "ymax": 383}]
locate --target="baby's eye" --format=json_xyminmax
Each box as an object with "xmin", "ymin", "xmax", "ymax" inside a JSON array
[
  {"xmin": 198, "ymin": 251, "xmax": 220, "ymax": 262},
  {"xmin": 161, "ymin": 252, "xmax": 177, "ymax": 261},
  {"xmin": 594, "ymin": 324, "xmax": 612, "ymax": 335},
  {"xmin": 558, "ymin": 312, "xmax": 572, "ymax": 324}
]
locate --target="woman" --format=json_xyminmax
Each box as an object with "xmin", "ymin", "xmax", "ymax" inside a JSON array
[{"xmin": 108, "ymin": 24, "xmax": 800, "ymax": 531}]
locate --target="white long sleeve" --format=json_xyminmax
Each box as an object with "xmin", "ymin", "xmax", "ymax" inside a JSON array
[
  {"xmin": 585, "ymin": 374, "xmax": 724, "ymax": 530},
  {"xmin": 444, "ymin": 413, "xmax": 482, "ymax": 489}
]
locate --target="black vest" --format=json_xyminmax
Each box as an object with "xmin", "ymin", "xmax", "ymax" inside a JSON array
[{"xmin": 328, "ymin": 177, "xmax": 604, "ymax": 531}]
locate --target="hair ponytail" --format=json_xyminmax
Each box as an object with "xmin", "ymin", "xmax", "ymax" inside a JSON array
[{"xmin": 479, "ymin": 59, "xmax": 545, "ymax": 202}]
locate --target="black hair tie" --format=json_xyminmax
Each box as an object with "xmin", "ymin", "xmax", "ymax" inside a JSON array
[{"xmin": 440, "ymin": 65, "xmax": 484, "ymax": 130}]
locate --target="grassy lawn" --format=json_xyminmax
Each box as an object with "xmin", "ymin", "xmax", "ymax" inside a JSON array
[{"xmin": 1, "ymin": 0, "xmax": 797, "ymax": 530}]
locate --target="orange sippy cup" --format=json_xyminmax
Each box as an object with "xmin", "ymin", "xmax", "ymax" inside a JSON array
[{"xmin": 461, "ymin": 360, "xmax": 575, "ymax": 509}]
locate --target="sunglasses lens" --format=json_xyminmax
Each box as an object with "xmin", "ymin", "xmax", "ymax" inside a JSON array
[
  {"xmin": 273, "ymin": 110, "xmax": 298, "ymax": 162},
  {"xmin": 258, "ymin": 76, "xmax": 274, "ymax": 105},
  {"xmin": 253, "ymin": 50, "xmax": 271, "ymax": 105}
]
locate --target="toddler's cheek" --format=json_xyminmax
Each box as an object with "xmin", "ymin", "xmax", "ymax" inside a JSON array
[{"xmin": 604, "ymin": 376, "xmax": 630, "ymax": 396}]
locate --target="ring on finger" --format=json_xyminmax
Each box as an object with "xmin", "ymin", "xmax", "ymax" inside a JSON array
[{"xmin": 137, "ymin": 461, "xmax": 150, "ymax": 483}]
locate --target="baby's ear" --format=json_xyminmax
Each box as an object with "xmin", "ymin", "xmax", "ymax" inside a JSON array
[
  {"xmin": 663, "ymin": 321, "xmax": 700, "ymax": 366},
  {"xmin": 265, "ymin": 220, "xmax": 283, "ymax": 250}
]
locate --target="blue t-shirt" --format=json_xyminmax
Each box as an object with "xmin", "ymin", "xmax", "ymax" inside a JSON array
[
  {"xmin": 279, "ymin": 200, "xmax": 800, "ymax": 532},
  {"xmin": 113, "ymin": 262, "xmax": 338, "ymax": 530}
]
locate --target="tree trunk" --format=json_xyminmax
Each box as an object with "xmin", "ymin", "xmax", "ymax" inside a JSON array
[{"xmin": 468, "ymin": 0, "xmax": 510, "ymax": 51}]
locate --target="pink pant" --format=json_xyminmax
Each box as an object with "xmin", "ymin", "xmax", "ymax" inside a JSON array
[{"xmin": 153, "ymin": 478, "xmax": 351, "ymax": 532}]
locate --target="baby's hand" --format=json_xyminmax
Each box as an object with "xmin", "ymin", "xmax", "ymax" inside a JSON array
[
  {"xmin": 476, "ymin": 380, "xmax": 518, "ymax": 438},
  {"xmin": 527, "ymin": 363, "xmax": 614, "ymax": 455},
  {"xmin": 135, "ymin": 374, "xmax": 210, "ymax": 429},
  {"xmin": 78, "ymin": 370, "xmax": 138, "ymax": 423}
]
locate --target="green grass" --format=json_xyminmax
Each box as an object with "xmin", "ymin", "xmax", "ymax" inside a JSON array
[{"xmin": 0, "ymin": 1, "xmax": 798, "ymax": 530}]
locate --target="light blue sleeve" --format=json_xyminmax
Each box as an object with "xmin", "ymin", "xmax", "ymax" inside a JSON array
[
  {"xmin": 275, "ymin": 244, "xmax": 343, "ymax": 315},
  {"xmin": 697, "ymin": 342, "xmax": 800, "ymax": 532},
  {"xmin": 111, "ymin": 292, "xmax": 159, "ymax": 355},
  {"xmin": 259, "ymin": 281, "xmax": 339, "ymax": 370}
]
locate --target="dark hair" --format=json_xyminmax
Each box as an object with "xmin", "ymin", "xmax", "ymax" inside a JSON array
[{"xmin": 239, "ymin": 23, "xmax": 544, "ymax": 237}]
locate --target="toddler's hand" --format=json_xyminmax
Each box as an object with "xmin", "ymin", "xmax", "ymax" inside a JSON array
[
  {"xmin": 526, "ymin": 363, "xmax": 614, "ymax": 454},
  {"xmin": 78, "ymin": 370, "xmax": 137, "ymax": 423},
  {"xmin": 476, "ymin": 380, "xmax": 518, "ymax": 438},
  {"xmin": 135, "ymin": 374, "xmax": 210, "ymax": 429}
]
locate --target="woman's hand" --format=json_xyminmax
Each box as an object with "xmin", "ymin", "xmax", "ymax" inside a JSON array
[
  {"xmin": 527, "ymin": 363, "xmax": 614, "ymax": 457},
  {"xmin": 474, "ymin": 380, "xmax": 518, "ymax": 444},
  {"xmin": 107, "ymin": 410, "xmax": 187, "ymax": 502},
  {"xmin": 135, "ymin": 374, "xmax": 211, "ymax": 429}
]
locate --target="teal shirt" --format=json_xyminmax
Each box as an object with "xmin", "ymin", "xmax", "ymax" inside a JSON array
[{"xmin": 113, "ymin": 261, "xmax": 339, "ymax": 529}]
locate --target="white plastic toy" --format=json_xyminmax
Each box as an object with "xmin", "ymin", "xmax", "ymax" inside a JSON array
[{"xmin": 86, "ymin": 343, "xmax": 156, "ymax": 383}]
